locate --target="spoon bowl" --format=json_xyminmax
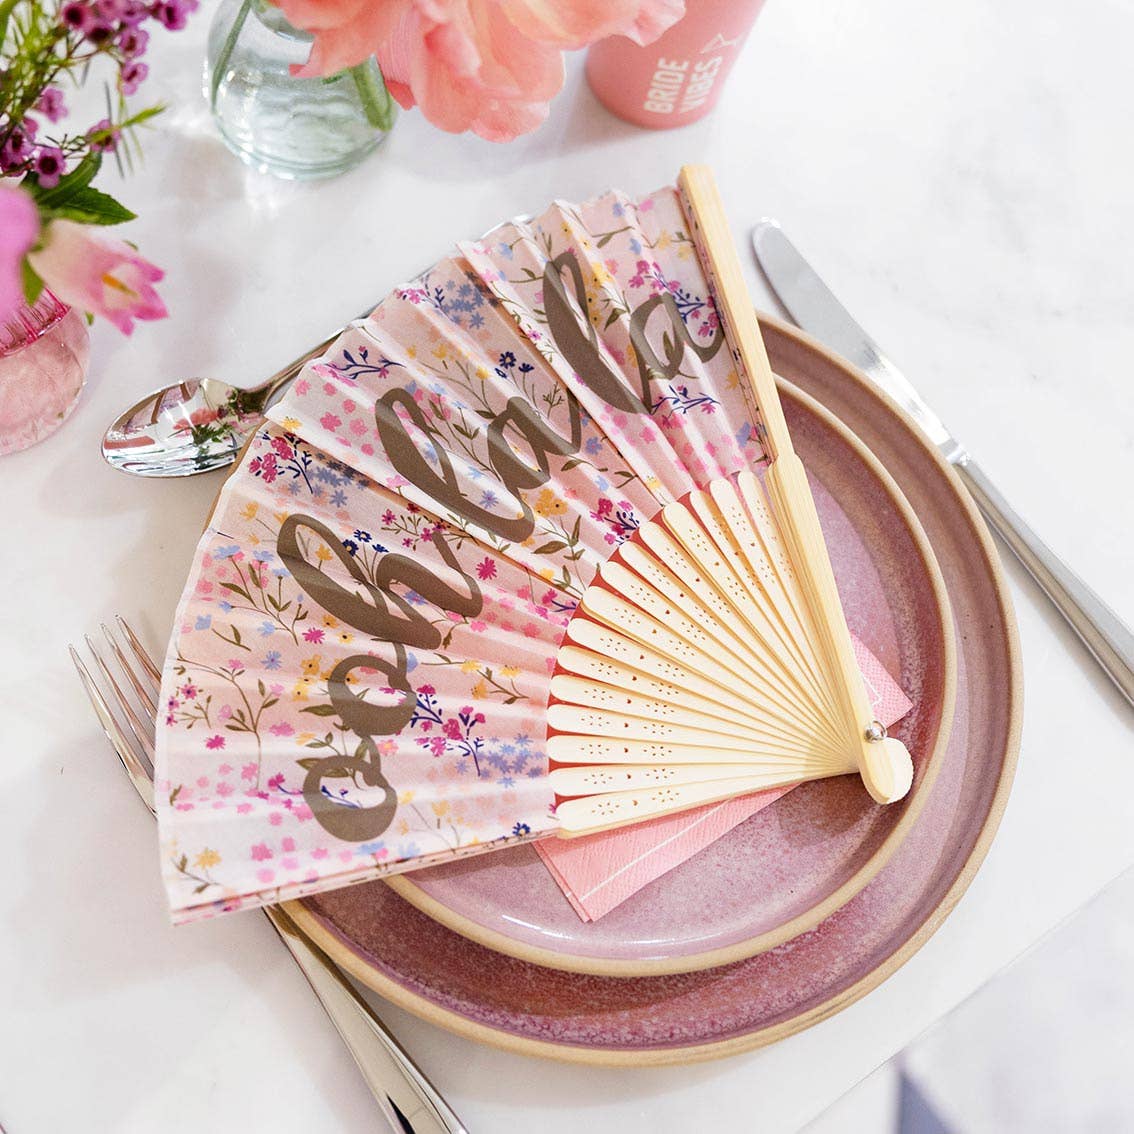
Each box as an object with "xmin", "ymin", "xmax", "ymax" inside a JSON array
[
  {"xmin": 101, "ymin": 377, "xmax": 276, "ymax": 477},
  {"xmin": 101, "ymin": 323, "xmax": 351, "ymax": 477}
]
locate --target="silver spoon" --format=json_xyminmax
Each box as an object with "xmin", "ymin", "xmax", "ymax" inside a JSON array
[{"xmin": 101, "ymin": 312, "xmax": 370, "ymax": 476}]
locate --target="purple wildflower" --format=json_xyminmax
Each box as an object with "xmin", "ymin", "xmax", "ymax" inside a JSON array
[
  {"xmin": 0, "ymin": 120, "xmax": 37, "ymax": 174},
  {"xmin": 83, "ymin": 17, "xmax": 116, "ymax": 45},
  {"xmin": 116, "ymin": 24, "xmax": 149, "ymax": 57},
  {"xmin": 88, "ymin": 118, "xmax": 120, "ymax": 153},
  {"xmin": 119, "ymin": 59, "xmax": 148, "ymax": 94},
  {"xmin": 33, "ymin": 146, "xmax": 66, "ymax": 188},
  {"xmin": 119, "ymin": 0, "xmax": 148, "ymax": 24},
  {"xmin": 35, "ymin": 88, "xmax": 68, "ymax": 123},
  {"xmin": 151, "ymin": 0, "xmax": 196, "ymax": 31},
  {"xmin": 59, "ymin": 1, "xmax": 94, "ymax": 33}
]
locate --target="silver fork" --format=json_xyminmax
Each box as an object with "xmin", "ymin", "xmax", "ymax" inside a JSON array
[{"xmin": 71, "ymin": 617, "xmax": 468, "ymax": 1134}]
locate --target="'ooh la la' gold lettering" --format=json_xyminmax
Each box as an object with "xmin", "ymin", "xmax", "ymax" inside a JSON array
[{"xmin": 282, "ymin": 247, "xmax": 725, "ymax": 838}]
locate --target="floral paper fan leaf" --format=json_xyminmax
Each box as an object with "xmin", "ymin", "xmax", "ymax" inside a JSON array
[{"xmin": 157, "ymin": 167, "xmax": 913, "ymax": 921}]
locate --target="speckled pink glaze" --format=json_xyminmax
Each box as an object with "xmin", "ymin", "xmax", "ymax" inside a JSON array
[
  {"xmin": 390, "ymin": 407, "xmax": 946, "ymax": 967},
  {"xmin": 299, "ymin": 320, "xmax": 1018, "ymax": 1054}
]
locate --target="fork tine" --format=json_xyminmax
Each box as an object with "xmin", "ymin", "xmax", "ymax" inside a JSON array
[
  {"xmin": 101, "ymin": 621, "xmax": 158, "ymax": 719},
  {"xmin": 70, "ymin": 646, "xmax": 156, "ymax": 815},
  {"xmin": 117, "ymin": 615, "xmax": 162, "ymax": 692},
  {"xmin": 84, "ymin": 633, "xmax": 156, "ymax": 774}
]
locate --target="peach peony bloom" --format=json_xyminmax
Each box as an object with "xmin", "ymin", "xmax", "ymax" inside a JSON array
[
  {"xmin": 29, "ymin": 219, "xmax": 167, "ymax": 335},
  {"xmin": 273, "ymin": 0, "xmax": 685, "ymax": 141},
  {"xmin": 280, "ymin": 0, "xmax": 406, "ymax": 79},
  {"xmin": 499, "ymin": 0, "xmax": 685, "ymax": 49},
  {"xmin": 0, "ymin": 185, "xmax": 40, "ymax": 325}
]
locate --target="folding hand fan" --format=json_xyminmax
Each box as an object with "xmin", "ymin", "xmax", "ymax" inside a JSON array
[{"xmin": 158, "ymin": 166, "xmax": 913, "ymax": 919}]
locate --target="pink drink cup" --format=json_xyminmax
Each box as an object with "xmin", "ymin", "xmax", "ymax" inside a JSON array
[{"xmin": 585, "ymin": 0, "xmax": 766, "ymax": 129}]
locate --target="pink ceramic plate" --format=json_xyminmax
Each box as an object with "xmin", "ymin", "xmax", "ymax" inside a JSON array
[
  {"xmin": 285, "ymin": 317, "xmax": 1021, "ymax": 1062},
  {"xmin": 380, "ymin": 365, "xmax": 954, "ymax": 976}
]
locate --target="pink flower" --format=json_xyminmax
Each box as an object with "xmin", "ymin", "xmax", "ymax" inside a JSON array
[
  {"xmin": 0, "ymin": 186, "xmax": 39, "ymax": 325},
  {"xmin": 205, "ymin": 734, "xmax": 225, "ymax": 749},
  {"xmin": 250, "ymin": 843, "xmax": 273, "ymax": 861},
  {"xmin": 273, "ymin": 0, "xmax": 684, "ymax": 141},
  {"xmin": 35, "ymin": 87, "xmax": 68, "ymax": 123},
  {"xmin": 319, "ymin": 411, "xmax": 342, "ymax": 430},
  {"xmin": 28, "ymin": 219, "xmax": 166, "ymax": 334},
  {"xmin": 119, "ymin": 59, "xmax": 149, "ymax": 95},
  {"xmin": 475, "ymin": 557, "xmax": 497, "ymax": 581},
  {"xmin": 275, "ymin": 0, "xmax": 405, "ymax": 76},
  {"xmin": 33, "ymin": 146, "xmax": 66, "ymax": 188},
  {"xmin": 501, "ymin": 0, "xmax": 682, "ymax": 47}
]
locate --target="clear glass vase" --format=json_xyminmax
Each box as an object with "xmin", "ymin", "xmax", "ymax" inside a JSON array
[
  {"xmin": 0, "ymin": 293, "xmax": 91, "ymax": 457},
  {"xmin": 206, "ymin": 0, "xmax": 396, "ymax": 180}
]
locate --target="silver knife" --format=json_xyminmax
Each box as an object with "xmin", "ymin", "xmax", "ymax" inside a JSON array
[{"xmin": 752, "ymin": 220, "xmax": 1134, "ymax": 708}]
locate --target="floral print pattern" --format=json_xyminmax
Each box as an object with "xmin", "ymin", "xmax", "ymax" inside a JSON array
[{"xmin": 158, "ymin": 186, "xmax": 771, "ymax": 922}]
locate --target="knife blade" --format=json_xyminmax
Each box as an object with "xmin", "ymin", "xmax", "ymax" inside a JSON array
[
  {"xmin": 751, "ymin": 219, "xmax": 1134, "ymax": 708},
  {"xmin": 751, "ymin": 221, "xmax": 961, "ymax": 461}
]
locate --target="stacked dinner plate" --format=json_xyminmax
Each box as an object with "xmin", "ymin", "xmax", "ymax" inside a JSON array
[{"xmin": 274, "ymin": 324, "xmax": 1017, "ymax": 1063}]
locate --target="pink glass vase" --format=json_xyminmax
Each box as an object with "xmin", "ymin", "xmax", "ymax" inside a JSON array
[{"xmin": 0, "ymin": 292, "xmax": 91, "ymax": 456}]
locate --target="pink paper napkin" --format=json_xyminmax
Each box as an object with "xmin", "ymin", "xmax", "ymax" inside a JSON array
[{"xmin": 535, "ymin": 636, "xmax": 913, "ymax": 921}]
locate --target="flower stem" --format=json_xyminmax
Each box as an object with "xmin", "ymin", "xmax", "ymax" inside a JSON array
[
  {"xmin": 349, "ymin": 59, "xmax": 396, "ymax": 132},
  {"xmin": 209, "ymin": 0, "xmax": 255, "ymax": 109}
]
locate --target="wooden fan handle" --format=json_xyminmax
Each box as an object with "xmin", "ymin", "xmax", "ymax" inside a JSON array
[
  {"xmin": 767, "ymin": 451, "xmax": 915, "ymax": 803},
  {"xmin": 858, "ymin": 735, "xmax": 914, "ymax": 804}
]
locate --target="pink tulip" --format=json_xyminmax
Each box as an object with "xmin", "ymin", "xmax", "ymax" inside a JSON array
[
  {"xmin": 0, "ymin": 185, "xmax": 40, "ymax": 325},
  {"xmin": 273, "ymin": 0, "xmax": 685, "ymax": 141},
  {"xmin": 28, "ymin": 219, "xmax": 167, "ymax": 335}
]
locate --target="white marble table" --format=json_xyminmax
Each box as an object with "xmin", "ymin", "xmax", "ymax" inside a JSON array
[{"xmin": 3, "ymin": 0, "xmax": 1133, "ymax": 1130}]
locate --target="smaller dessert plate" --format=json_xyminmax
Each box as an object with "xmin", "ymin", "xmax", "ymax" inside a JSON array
[{"xmin": 385, "ymin": 374, "xmax": 955, "ymax": 975}]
